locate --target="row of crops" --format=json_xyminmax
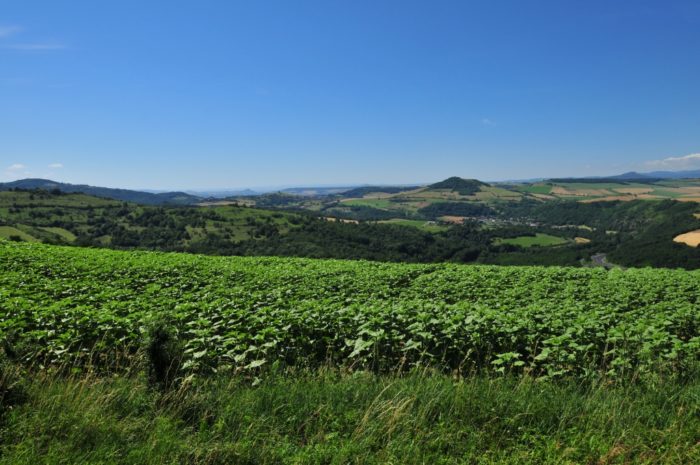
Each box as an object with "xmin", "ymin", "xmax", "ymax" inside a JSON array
[{"xmin": 1, "ymin": 240, "xmax": 698, "ymax": 379}]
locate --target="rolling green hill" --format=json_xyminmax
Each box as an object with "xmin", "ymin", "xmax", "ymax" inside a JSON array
[
  {"xmin": 4, "ymin": 187, "xmax": 700, "ymax": 268},
  {"xmin": 0, "ymin": 189, "xmax": 300, "ymax": 250},
  {"xmin": 428, "ymin": 176, "xmax": 488, "ymax": 194},
  {"xmin": 0, "ymin": 178, "xmax": 202, "ymax": 205}
]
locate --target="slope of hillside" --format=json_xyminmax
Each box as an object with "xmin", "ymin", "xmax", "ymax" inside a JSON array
[{"xmin": 0, "ymin": 189, "xmax": 301, "ymax": 250}]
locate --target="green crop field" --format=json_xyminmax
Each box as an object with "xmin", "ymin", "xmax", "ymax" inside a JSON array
[
  {"xmin": 2, "ymin": 240, "xmax": 698, "ymax": 379},
  {"xmin": 494, "ymin": 233, "xmax": 568, "ymax": 248},
  {"xmin": 513, "ymin": 183, "xmax": 553, "ymax": 194},
  {"xmin": 2, "ymin": 240, "xmax": 699, "ymax": 463},
  {"xmin": 341, "ymin": 198, "xmax": 394, "ymax": 209}
]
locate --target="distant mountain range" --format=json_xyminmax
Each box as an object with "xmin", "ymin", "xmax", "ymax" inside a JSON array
[
  {"xmin": 185, "ymin": 189, "xmax": 260, "ymax": 198},
  {"xmin": 552, "ymin": 169, "xmax": 700, "ymax": 182},
  {"xmin": 3, "ymin": 168, "xmax": 700, "ymax": 206},
  {"xmin": 0, "ymin": 179, "xmax": 201, "ymax": 205},
  {"xmin": 612, "ymin": 169, "xmax": 700, "ymax": 180},
  {"xmin": 279, "ymin": 186, "xmax": 361, "ymax": 196}
]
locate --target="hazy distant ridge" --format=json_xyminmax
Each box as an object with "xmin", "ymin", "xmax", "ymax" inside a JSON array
[{"xmin": 0, "ymin": 179, "xmax": 201, "ymax": 205}]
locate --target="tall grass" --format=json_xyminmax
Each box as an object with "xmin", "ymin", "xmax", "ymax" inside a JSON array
[{"xmin": 1, "ymin": 367, "xmax": 698, "ymax": 464}]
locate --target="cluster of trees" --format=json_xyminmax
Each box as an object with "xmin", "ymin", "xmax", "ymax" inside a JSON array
[
  {"xmin": 321, "ymin": 204, "xmax": 408, "ymax": 221},
  {"xmin": 232, "ymin": 221, "xmax": 488, "ymax": 262}
]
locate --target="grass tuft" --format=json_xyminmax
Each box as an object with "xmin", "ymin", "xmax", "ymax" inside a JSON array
[{"xmin": 0, "ymin": 367, "xmax": 698, "ymax": 464}]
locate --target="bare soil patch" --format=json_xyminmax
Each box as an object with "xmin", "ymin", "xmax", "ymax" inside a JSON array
[
  {"xmin": 673, "ymin": 230, "xmax": 700, "ymax": 247},
  {"xmin": 552, "ymin": 187, "xmax": 613, "ymax": 197},
  {"xmin": 439, "ymin": 216, "xmax": 467, "ymax": 224}
]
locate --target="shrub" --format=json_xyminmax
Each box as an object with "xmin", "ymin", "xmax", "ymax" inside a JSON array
[{"xmin": 145, "ymin": 320, "xmax": 183, "ymax": 391}]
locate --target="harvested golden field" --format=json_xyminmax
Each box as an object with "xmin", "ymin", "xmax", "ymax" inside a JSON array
[
  {"xmin": 673, "ymin": 230, "xmax": 700, "ymax": 247},
  {"xmin": 580, "ymin": 194, "xmax": 660, "ymax": 203},
  {"xmin": 579, "ymin": 196, "xmax": 631, "ymax": 203},
  {"xmin": 675, "ymin": 186, "xmax": 700, "ymax": 194},
  {"xmin": 613, "ymin": 187, "xmax": 653, "ymax": 195},
  {"xmin": 439, "ymin": 215, "xmax": 467, "ymax": 224},
  {"xmin": 531, "ymin": 193, "xmax": 557, "ymax": 200},
  {"xmin": 551, "ymin": 186, "xmax": 613, "ymax": 197},
  {"xmin": 574, "ymin": 237, "xmax": 591, "ymax": 244}
]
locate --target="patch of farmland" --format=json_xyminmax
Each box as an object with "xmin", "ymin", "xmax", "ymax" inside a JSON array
[
  {"xmin": 409, "ymin": 189, "xmax": 475, "ymax": 200},
  {"xmin": 613, "ymin": 187, "xmax": 653, "ymax": 195},
  {"xmin": 579, "ymin": 194, "xmax": 660, "ymax": 203},
  {"xmin": 551, "ymin": 186, "xmax": 613, "ymax": 197},
  {"xmin": 493, "ymin": 233, "xmax": 568, "ymax": 247},
  {"xmin": 474, "ymin": 187, "xmax": 522, "ymax": 201},
  {"xmin": 673, "ymin": 230, "xmax": 700, "ymax": 247},
  {"xmin": 1, "ymin": 240, "xmax": 699, "ymax": 381},
  {"xmin": 516, "ymin": 184, "xmax": 553, "ymax": 194},
  {"xmin": 439, "ymin": 215, "xmax": 467, "ymax": 224},
  {"xmin": 378, "ymin": 218, "xmax": 447, "ymax": 232},
  {"xmin": 40, "ymin": 227, "xmax": 77, "ymax": 242},
  {"xmin": 0, "ymin": 225, "xmax": 38, "ymax": 242},
  {"xmin": 340, "ymin": 198, "xmax": 393, "ymax": 209},
  {"xmin": 675, "ymin": 186, "xmax": 700, "ymax": 194},
  {"xmin": 531, "ymin": 193, "xmax": 557, "ymax": 200}
]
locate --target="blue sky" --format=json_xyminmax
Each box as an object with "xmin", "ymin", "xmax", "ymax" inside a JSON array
[{"xmin": 2, "ymin": 1, "xmax": 700, "ymax": 190}]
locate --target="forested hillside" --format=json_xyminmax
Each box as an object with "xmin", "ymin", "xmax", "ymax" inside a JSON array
[{"xmin": 2, "ymin": 188, "xmax": 700, "ymax": 268}]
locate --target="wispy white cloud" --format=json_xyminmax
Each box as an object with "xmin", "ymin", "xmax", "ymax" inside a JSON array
[
  {"xmin": 0, "ymin": 25, "xmax": 22, "ymax": 38},
  {"xmin": 0, "ymin": 25, "xmax": 66, "ymax": 51},
  {"xmin": 2, "ymin": 42, "xmax": 66, "ymax": 51},
  {"xmin": 48, "ymin": 163, "xmax": 63, "ymax": 169},
  {"xmin": 7, "ymin": 163, "xmax": 26, "ymax": 171},
  {"xmin": 644, "ymin": 153, "xmax": 700, "ymax": 170},
  {"xmin": 481, "ymin": 118, "xmax": 496, "ymax": 127}
]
